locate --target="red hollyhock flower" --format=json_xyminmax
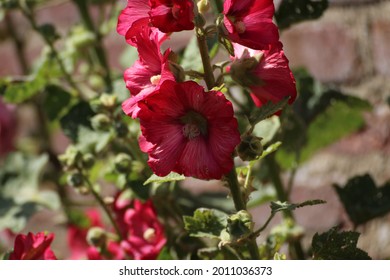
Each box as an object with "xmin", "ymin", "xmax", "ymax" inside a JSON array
[
  {"xmin": 149, "ymin": 0, "xmax": 195, "ymax": 33},
  {"xmin": 122, "ymin": 26, "xmax": 175, "ymax": 118},
  {"xmin": 223, "ymin": 0, "xmax": 279, "ymax": 50},
  {"xmin": 0, "ymin": 97, "xmax": 16, "ymax": 157},
  {"xmin": 117, "ymin": 0, "xmax": 194, "ymax": 43},
  {"xmin": 121, "ymin": 200, "xmax": 166, "ymax": 260},
  {"xmin": 9, "ymin": 232, "xmax": 57, "ymax": 260},
  {"xmin": 230, "ymin": 42, "xmax": 297, "ymax": 107},
  {"xmin": 138, "ymin": 80, "xmax": 241, "ymax": 180},
  {"xmin": 67, "ymin": 209, "xmax": 103, "ymax": 260}
]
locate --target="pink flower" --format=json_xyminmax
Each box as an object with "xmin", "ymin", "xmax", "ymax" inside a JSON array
[
  {"xmin": 121, "ymin": 200, "xmax": 166, "ymax": 260},
  {"xmin": 117, "ymin": 0, "xmax": 194, "ymax": 43},
  {"xmin": 9, "ymin": 232, "xmax": 57, "ymax": 260},
  {"xmin": 223, "ymin": 0, "xmax": 279, "ymax": 50},
  {"xmin": 0, "ymin": 97, "xmax": 16, "ymax": 157},
  {"xmin": 122, "ymin": 26, "xmax": 175, "ymax": 118},
  {"xmin": 138, "ymin": 80, "xmax": 241, "ymax": 180},
  {"xmin": 67, "ymin": 209, "xmax": 102, "ymax": 260},
  {"xmin": 230, "ymin": 42, "xmax": 297, "ymax": 107}
]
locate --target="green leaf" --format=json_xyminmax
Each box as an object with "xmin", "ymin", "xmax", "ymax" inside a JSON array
[
  {"xmin": 3, "ymin": 53, "xmax": 61, "ymax": 104},
  {"xmin": 0, "ymin": 153, "xmax": 60, "ymax": 232},
  {"xmin": 43, "ymin": 85, "xmax": 72, "ymax": 121},
  {"xmin": 60, "ymin": 101, "xmax": 94, "ymax": 142},
  {"xmin": 184, "ymin": 208, "xmax": 228, "ymax": 239},
  {"xmin": 157, "ymin": 247, "xmax": 174, "ymax": 260},
  {"xmin": 77, "ymin": 126, "xmax": 112, "ymax": 153},
  {"xmin": 144, "ymin": 172, "xmax": 185, "ymax": 186},
  {"xmin": 270, "ymin": 200, "xmax": 326, "ymax": 214},
  {"xmin": 334, "ymin": 174, "xmax": 390, "ymax": 226},
  {"xmin": 312, "ymin": 227, "xmax": 371, "ymax": 260},
  {"xmin": 180, "ymin": 35, "xmax": 203, "ymax": 71},
  {"xmin": 252, "ymin": 116, "xmax": 281, "ymax": 145},
  {"xmin": 276, "ymin": 0, "xmax": 329, "ymax": 30},
  {"xmin": 248, "ymin": 97, "xmax": 289, "ymax": 127}
]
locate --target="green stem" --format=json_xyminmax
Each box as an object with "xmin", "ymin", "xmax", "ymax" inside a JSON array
[
  {"xmin": 196, "ymin": 27, "xmax": 216, "ymax": 90},
  {"xmin": 264, "ymin": 155, "xmax": 305, "ymax": 259},
  {"xmin": 72, "ymin": 0, "xmax": 113, "ymax": 92},
  {"xmin": 83, "ymin": 174, "xmax": 124, "ymax": 240},
  {"xmin": 225, "ymin": 169, "xmax": 260, "ymax": 260}
]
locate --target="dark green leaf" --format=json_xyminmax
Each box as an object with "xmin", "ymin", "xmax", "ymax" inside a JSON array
[
  {"xmin": 249, "ymin": 97, "xmax": 289, "ymax": 126},
  {"xmin": 184, "ymin": 208, "xmax": 228, "ymax": 239},
  {"xmin": 312, "ymin": 227, "xmax": 371, "ymax": 260},
  {"xmin": 43, "ymin": 85, "xmax": 72, "ymax": 121},
  {"xmin": 334, "ymin": 174, "xmax": 390, "ymax": 226},
  {"xmin": 276, "ymin": 0, "xmax": 329, "ymax": 30},
  {"xmin": 60, "ymin": 101, "xmax": 94, "ymax": 142}
]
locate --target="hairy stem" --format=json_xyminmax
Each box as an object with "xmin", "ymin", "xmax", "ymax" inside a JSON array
[
  {"xmin": 83, "ymin": 174, "xmax": 124, "ymax": 240},
  {"xmin": 196, "ymin": 28, "xmax": 216, "ymax": 90},
  {"xmin": 264, "ymin": 155, "xmax": 305, "ymax": 259}
]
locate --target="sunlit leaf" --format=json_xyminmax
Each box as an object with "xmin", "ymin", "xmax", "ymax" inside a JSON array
[{"xmin": 184, "ymin": 208, "xmax": 228, "ymax": 239}]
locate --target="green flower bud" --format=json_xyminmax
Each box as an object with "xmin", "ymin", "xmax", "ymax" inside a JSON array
[
  {"xmin": 227, "ymin": 210, "xmax": 254, "ymax": 241},
  {"xmin": 90, "ymin": 99, "xmax": 104, "ymax": 113},
  {"xmin": 86, "ymin": 227, "xmax": 107, "ymax": 248},
  {"xmin": 91, "ymin": 114, "xmax": 111, "ymax": 131},
  {"xmin": 237, "ymin": 134, "xmax": 263, "ymax": 161},
  {"xmin": 89, "ymin": 75, "xmax": 105, "ymax": 90},
  {"xmin": 99, "ymin": 93, "xmax": 117, "ymax": 109},
  {"xmin": 82, "ymin": 153, "xmax": 95, "ymax": 169},
  {"xmin": 197, "ymin": 0, "xmax": 210, "ymax": 14},
  {"xmin": 230, "ymin": 50, "xmax": 264, "ymax": 87},
  {"xmin": 114, "ymin": 153, "xmax": 132, "ymax": 173},
  {"xmin": 59, "ymin": 146, "xmax": 83, "ymax": 169},
  {"xmin": 115, "ymin": 122, "xmax": 129, "ymax": 138},
  {"xmin": 67, "ymin": 172, "xmax": 84, "ymax": 188}
]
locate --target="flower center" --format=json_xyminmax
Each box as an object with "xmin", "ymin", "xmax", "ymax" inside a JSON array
[
  {"xmin": 235, "ymin": 21, "xmax": 246, "ymax": 34},
  {"xmin": 143, "ymin": 228, "xmax": 156, "ymax": 243},
  {"xmin": 150, "ymin": 74, "xmax": 161, "ymax": 86},
  {"xmin": 180, "ymin": 110, "xmax": 208, "ymax": 140}
]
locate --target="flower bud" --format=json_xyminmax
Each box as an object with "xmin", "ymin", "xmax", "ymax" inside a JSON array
[
  {"xmin": 114, "ymin": 153, "xmax": 132, "ymax": 173},
  {"xmin": 230, "ymin": 55, "xmax": 264, "ymax": 87},
  {"xmin": 67, "ymin": 172, "xmax": 84, "ymax": 188},
  {"xmin": 86, "ymin": 227, "xmax": 107, "ymax": 248},
  {"xmin": 237, "ymin": 134, "xmax": 263, "ymax": 161},
  {"xmin": 114, "ymin": 122, "xmax": 128, "ymax": 138},
  {"xmin": 227, "ymin": 210, "xmax": 254, "ymax": 241},
  {"xmin": 59, "ymin": 146, "xmax": 83, "ymax": 169},
  {"xmin": 99, "ymin": 93, "xmax": 117, "ymax": 109},
  {"xmin": 82, "ymin": 153, "xmax": 95, "ymax": 169},
  {"xmin": 197, "ymin": 0, "xmax": 210, "ymax": 14},
  {"xmin": 91, "ymin": 114, "xmax": 111, "ymax": 131}
]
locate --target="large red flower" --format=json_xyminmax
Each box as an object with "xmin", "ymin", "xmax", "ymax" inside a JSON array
[
  {"xmin": 230, "ymin": 42, "xmax": 297, "ymax": 107},
  {"xmin": 9, "ymin": 232, "xmax": 57, "ymax": 260},
  {"xmin": 0, "ymin": 97, "xmax": 16, "ymax": 157},
  {"xmin": 138, "ymin": 80, "xmax": 241, "ymax": 180},
  {"xmin": 117, "ymin": 0, "xmax": 194, "ymax": 43},
  {"xmin": 223, "ymin": 0, "xmax": 279, "ymax": 50},
  {"xmin": 121, "ymin": 200, "xmax": 166, "ymax": 260},
  {"xmin": 122, "ymin": 26, "xmax": 175, "ymax": 118}
]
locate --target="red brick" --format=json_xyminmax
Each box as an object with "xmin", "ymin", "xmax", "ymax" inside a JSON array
[
  {"xmin": 281, "ymin": 19, "xmax": 361, "ymax": 83},
  {"xmin": 371, "ymin": 20, "xmax": 390, "ymax": 77}
]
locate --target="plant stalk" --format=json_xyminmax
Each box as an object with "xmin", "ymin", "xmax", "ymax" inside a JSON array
[{"xmin": 196, "ymin": 28, "xmax": 216, "ymax": 90}]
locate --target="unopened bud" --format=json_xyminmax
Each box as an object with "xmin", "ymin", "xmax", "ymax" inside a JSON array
[
  {"xmin": 59, "ymin": 146, "xmax": 82, "ymax": 169},
  {"xmin": 82, "ymin": 153, "xmax": 95, "ymax": 169},
  {"xmin": 227, "ymin": 210, "xmax": 254, "ymax": 240},
  {"xmin": 100, "ymin": 93, "xmax": 117, "ymax": 109},
  {"xmin": 91, "ymin": 114, "xmax": 111, "ymax": 131},
  {"xmin": 230, "ymin": 54, "xmax": 264, "ymax": 87},
  {"xmin": 197, "ymin": 0, "xmax": 210, "ymax": 14},
  {"xmin": 114, "ymin": 153, "xmax": 132, "ymax": 173},
  {"xmin": 86, "ymin": 227, "xmax": 107, "ymax": 248},
  {"xmin": 67, "ymin": 172, "xmax": 84, "ymax": 188},
  {"xmin": 237, "ymin": 134, "xmax": 263, "ymax": 161}
]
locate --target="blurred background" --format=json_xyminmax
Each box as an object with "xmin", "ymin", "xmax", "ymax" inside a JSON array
[{"xmin": 0, "ymin": 0, "xmax": 389, "ymax": 259}]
